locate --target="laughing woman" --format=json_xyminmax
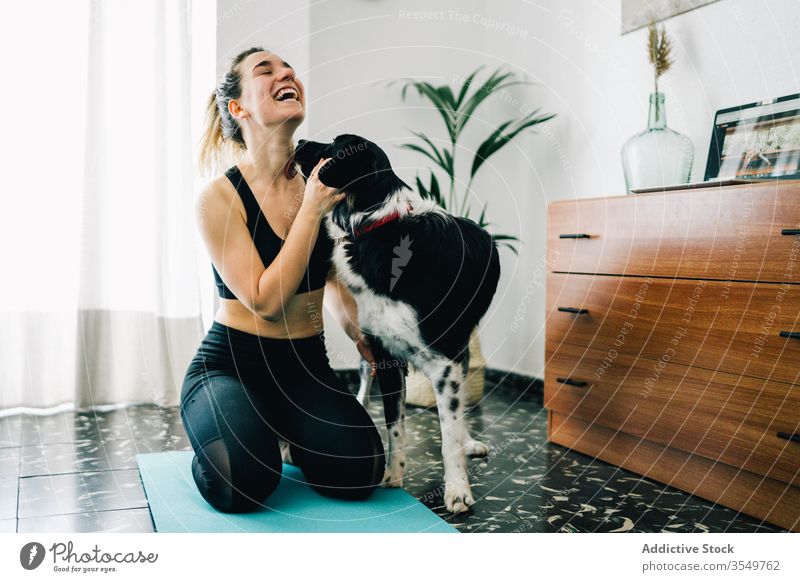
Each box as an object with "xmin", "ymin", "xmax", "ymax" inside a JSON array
[{"xmin": 182, "ymin": 46, "xmax": 384, "ymax": 513}]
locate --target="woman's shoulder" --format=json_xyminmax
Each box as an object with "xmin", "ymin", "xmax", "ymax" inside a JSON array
[
  {"xmin": 194, "ymin": 169, "xmax": 244, "ymax": 222},
  {"xmin": 203, "ymin": 166, "xmax": 241, "ymax": 199}
]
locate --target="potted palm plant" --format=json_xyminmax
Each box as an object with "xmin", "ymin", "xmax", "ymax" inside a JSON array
[{"xmin": 386, "ymin": 66, "xmax": 555, "ymax": 407}]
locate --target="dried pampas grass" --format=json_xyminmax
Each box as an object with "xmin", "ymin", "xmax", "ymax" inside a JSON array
[{"xmin": 647, "ymin": 19, "xmax": 673, "ymax": 94}]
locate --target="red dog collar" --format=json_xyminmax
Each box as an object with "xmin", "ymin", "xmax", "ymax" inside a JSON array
[{"xmin": 351, "ymin": 202, "xmax": 413, "ymax": 239}]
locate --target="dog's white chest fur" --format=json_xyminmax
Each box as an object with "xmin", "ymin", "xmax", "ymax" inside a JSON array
[
  {"xmin": 330, "ymin": 239, "xmax": 420, "ymax": 356},
  {"xmin": 354, "ymin": 290, "xmax": 419, "ymax": 355},
  {"xmin": 327, "ymin": 221, "xmax": 429, "ymax": 362}
]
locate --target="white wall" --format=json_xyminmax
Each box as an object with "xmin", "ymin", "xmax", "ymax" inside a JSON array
[{"xmin": 216, "ymin": 0, "xmax": 800, "ymax": 376}]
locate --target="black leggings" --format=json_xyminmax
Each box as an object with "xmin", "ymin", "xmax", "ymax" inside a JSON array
[{"xmin": 180, "ymin": 320, "xmax": 386, "ymax": 513}]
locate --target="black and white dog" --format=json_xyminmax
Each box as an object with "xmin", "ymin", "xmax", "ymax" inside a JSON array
[{"xmin": 292, "ymin": 134, "xmax": 501, "ymax": 513}]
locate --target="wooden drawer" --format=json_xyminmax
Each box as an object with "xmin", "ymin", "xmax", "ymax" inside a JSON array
[
  {"xmin": 546, "ymin": 273, "xmax": 800, "ymax": 385},
  {"xmin": 544, "ymin": 342, "xmax": 800, "ymax": 486},
  {"xmin": 548, "ymin": 181, "xmax": 800, "ymax": 283}
]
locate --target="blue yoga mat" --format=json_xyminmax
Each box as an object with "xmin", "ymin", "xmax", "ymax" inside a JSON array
[{"xmin": 137, "ymin": 451, "xmax": 458, "ymax": 533}]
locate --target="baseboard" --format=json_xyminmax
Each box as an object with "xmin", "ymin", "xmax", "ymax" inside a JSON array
[{"xmin": 484, "ymin": 368, "xmax": 543, "ymax": 395}]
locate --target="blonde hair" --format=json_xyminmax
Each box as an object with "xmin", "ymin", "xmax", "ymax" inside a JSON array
[{"xmin": 197, "ymin": 46, "xmax": 265, "ymax": 179}]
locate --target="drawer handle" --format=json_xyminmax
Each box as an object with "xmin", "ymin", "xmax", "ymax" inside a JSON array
[
  {"xmin": 559, "ymin": 233, "xmax": 591, "ymax": 239},
  {"xmin": 780, "ymin": 331, "xmax": 800, "ymax": 340},
  {"xmin": 558, "ymin": 307, "xmax": 589, "ymax": 314},
  {"xmin": 556, "ymin": 377, "xmax": 588, "ymax": 387},
  {"xmin": 777, "ymin": 432, "xmax": 800, "ymax": 443},
  {"xmin": 781, "ymin": 229, "xmax": 800, "ymax": 236}
]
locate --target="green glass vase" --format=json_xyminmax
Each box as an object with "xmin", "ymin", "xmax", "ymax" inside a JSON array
[{"xmin": 621, "ymin": 92, "xmax": 694, "ymax": 193}]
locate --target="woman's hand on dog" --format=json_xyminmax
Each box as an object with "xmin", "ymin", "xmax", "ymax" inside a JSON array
[{"xmin": 301, "ymin": 157, "xmax": 346, "ymax": 219}]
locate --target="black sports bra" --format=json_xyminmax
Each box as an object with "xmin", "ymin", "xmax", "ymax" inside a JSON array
[{"xmin": 212, "ymin": 165, "xmax": 334, "ymax": 299}]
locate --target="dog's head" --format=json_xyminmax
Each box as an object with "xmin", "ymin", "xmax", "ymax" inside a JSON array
[{"xmin": 293, "ymin": 134, "xmax": 411, "ymax": 216}]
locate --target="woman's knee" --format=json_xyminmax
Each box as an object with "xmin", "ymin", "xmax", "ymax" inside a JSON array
[
  {"xmin": 301, "ymin": 429, "xmax": 386, "ymax": 501},
  {"xmin": 191, "ymin": 437, "xmax": 283, "ymax": 513},
  {"xmin": 180, "ymin": 373, "xmax": 283, "ymax": 513}
]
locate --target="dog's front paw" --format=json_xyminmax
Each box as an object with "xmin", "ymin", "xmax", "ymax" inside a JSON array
[
  {"xmin": 444, "ymin": 481, "xmax": 475, "ymax": 513},
  {"xmin": 464, "ymin": 439, "xmax": 491, "ymax": 458},
  {"xmin": 382, "ymin": 466, "xmax": 404, "ymax": 488}
]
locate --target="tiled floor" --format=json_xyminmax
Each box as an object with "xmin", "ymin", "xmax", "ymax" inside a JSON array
[{"xmin": 0, "ymin": 374, "xmax": 785, "ymax": 533}]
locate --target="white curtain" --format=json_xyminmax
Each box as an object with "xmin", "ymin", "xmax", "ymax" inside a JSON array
[{"xmin": 0, "ymin": 0, "xmax": 217, "ymax": 412}]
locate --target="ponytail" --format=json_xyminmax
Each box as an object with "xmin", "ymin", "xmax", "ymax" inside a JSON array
[
  {"xmin": 196, "ymin": 46, "xmax": 266, "ymax": 179},
  {"xmin": 197, "ymin": 90, "xmax": 241, "ymax": 179}
]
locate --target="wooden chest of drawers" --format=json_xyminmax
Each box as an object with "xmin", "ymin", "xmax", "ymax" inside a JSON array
[{"xmin": 545, "ymin": 180, "xmax": 800, "ymax": 531}]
